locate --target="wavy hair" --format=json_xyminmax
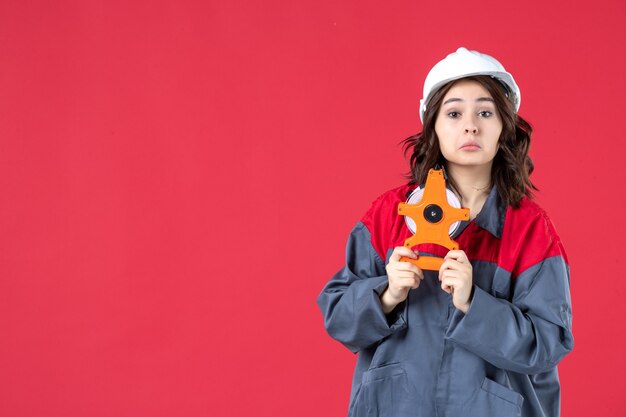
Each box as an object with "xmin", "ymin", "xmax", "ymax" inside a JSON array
[{"xmin": 402, "ymin": 75, "xmax": 536, "ymax": 208}]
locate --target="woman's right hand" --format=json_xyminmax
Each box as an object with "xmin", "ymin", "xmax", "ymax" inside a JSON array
[{"xmin": 380, "ymin": 247, "xmax": 424, "ymax": 314}]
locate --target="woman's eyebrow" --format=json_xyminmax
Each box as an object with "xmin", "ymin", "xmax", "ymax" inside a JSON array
[{"xmin": 442, "ymin": 97, "xmax": 495, "ymax": 105}]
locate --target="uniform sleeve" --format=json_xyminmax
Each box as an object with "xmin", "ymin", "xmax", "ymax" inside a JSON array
[
  {"xmin": 445, "ymin": 213, "xmax": 574, "ymax": 374},
  {"xmin": 317, "ymin": 222, "xmax": 408, "ymax": 353}
]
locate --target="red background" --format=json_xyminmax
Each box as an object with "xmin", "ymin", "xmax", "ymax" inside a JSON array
[{"xmin": 1, "ymin": 0, "xmax": 625, "ymax": 416}]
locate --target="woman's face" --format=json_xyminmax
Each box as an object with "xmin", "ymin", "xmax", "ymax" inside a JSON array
[{"xmin": 434, "ymin": 79, "xmax": 503, "ymax": 171}]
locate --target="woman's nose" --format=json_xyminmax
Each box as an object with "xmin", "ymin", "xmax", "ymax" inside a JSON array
[{"xmin": 464, "ymin": 124, "xmax": 478, "ymax": 134}]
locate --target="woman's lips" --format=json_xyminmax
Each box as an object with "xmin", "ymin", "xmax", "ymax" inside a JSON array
[{"xmin": 460, "ymin": 141, "xmax": 481, "ymax": 151}]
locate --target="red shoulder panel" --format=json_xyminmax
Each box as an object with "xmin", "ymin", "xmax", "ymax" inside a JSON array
[
  {"xmin": 500, "ymin": 198, "xmax": 568, "ymax": 278},
  {"xmin": 361, "ymin": 184, "xmax": 413, "ymax": 262}
]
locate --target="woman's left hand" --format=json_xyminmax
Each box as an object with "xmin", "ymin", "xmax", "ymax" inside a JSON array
[{"xmin": 439, "ymin": 250, "xmax": 474, "ymax": 313}]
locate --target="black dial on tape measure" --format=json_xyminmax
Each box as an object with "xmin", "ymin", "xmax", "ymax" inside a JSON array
[{"xmin": 423, "ymin": 204, "xmax": 443, "ymax": 223}]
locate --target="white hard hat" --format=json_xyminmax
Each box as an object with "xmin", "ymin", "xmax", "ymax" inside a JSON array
[{"xmin": 419, "ymin": 47, "xmax": 521, "ymax": 123}]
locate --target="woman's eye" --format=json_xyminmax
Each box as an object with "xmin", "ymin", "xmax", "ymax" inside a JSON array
[
  {"xmin": 478, "ymin": 111, "xmax": 493, "ymax": 117},
  {"xmin": 447, "ymin": 111, "xmax": 460, "ymax": 118}
]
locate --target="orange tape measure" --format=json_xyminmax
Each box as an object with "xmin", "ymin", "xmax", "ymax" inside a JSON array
[{"xmin": 397, "ymin": 168, "xmax": 470, "ymax": 270}]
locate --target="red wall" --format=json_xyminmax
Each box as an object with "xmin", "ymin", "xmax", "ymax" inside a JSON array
[{"xmin": 1, "ymin": 1, "xmax": 624, "ymax": 415}]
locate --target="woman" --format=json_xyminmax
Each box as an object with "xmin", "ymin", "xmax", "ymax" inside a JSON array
[{"xmin": 317, "ymin": 47, "xmax": 573, "ymax": 417}]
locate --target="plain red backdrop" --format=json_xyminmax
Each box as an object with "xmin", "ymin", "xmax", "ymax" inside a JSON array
[{"xmin": 1, "ymin": 0, "xmax": 625, "ymax": 416}]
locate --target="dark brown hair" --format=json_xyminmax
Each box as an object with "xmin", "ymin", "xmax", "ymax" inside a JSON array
[{"xmin": 402, "ymin": 75, "xmax": 536, "ymax": 208}]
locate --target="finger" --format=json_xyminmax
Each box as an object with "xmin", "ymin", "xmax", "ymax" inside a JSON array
[
  {"xmin": 440, "ymin": 266, "xmax": 457, "ymax": 276},
  {"xmin": 441, "ymin": 277, "xmax": 458, "ymax": 294},
  {"xmin": 392, "ymin": 271, "xmax": 420, "ymax": 280},
  {"xmin": 394, "ymin": 261, "xmax": 423, "ymax": 277},
  {"xmin": 399, "ymin": 262, "xmax": 424, "ymax": 281},
  {"xmin": 440, "ymin": 258, "xmax": 463, "ymax": 272},
  {"xmin": 400, "ymin": 277, "xmax": 421, "ymax": 289},
  {"xmin": 390, "ymin": 271, "xmax": 424, "ymax": 286},
  {"xmin": 390, "ymin": 246, "xmax": 419, "ymax": 262},
  {"xmin": 416, "ymin": 268, "xmax": 424, "ymax": 280},
  {"xmin": 440, "ymin": 269, "xmax": 461, "ymax": 282},
  {"xmin": 444, "ymin": 250, "xmax": 469, "ymax": 264},
  {"xmin": 387, "ymin": 260, "xmax": 421, "ymax": 276},
  {"xmin": 441, "ymin": 280, "xmax": 453, "ymax": 294},
  {"xmin": 392, "ymin": 277, "xmax": 420, "ymax": 291},
  {"xmin": 438, "ymin": 259, "xmax": 453, "ymax": 280},
  {"xmin": 402, "ymin": 277, "xmax": 421, "ymax": 290},
  {"xmin": 438, "ymin": 258, "xmax": 466, "ymax": 281}
]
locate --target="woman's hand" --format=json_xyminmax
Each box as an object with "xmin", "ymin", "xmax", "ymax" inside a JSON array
[
  {"xmin": 439, "ymin": 250, "xmax": 474, "ymax": 313},
  {"xmin": 380, "ymin": 247, "xmax": 424, "ymax": 314}
]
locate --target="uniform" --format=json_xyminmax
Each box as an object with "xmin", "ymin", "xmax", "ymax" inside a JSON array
[{"xmin": 317, "ymin": 184, "xmax": 574, "ymax": 417}]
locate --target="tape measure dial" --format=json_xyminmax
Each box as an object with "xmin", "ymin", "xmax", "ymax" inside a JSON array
[{"xmin": 404, "ymin": 187, "xmax": 463, "ymax": 236}]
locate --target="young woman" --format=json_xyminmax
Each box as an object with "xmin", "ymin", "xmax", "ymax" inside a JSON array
[{"xmin": 317, "ymin": 48, "xmax": 573, "ymax": 417}]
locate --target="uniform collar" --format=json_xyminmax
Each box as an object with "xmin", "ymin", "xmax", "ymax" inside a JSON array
[{"xmin": 473, "ymin": 185, "xmax": 506, "ymax": 239}]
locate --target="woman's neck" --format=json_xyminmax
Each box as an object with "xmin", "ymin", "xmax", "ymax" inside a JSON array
[{"xmin": 446, "ymin": 163, "xmax": 492, "ymax": 219}]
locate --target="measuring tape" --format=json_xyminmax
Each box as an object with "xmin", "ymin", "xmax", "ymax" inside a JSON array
[{"xmin": 397, "ymin": 168, "xmax": 470, "ymax": 270}]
